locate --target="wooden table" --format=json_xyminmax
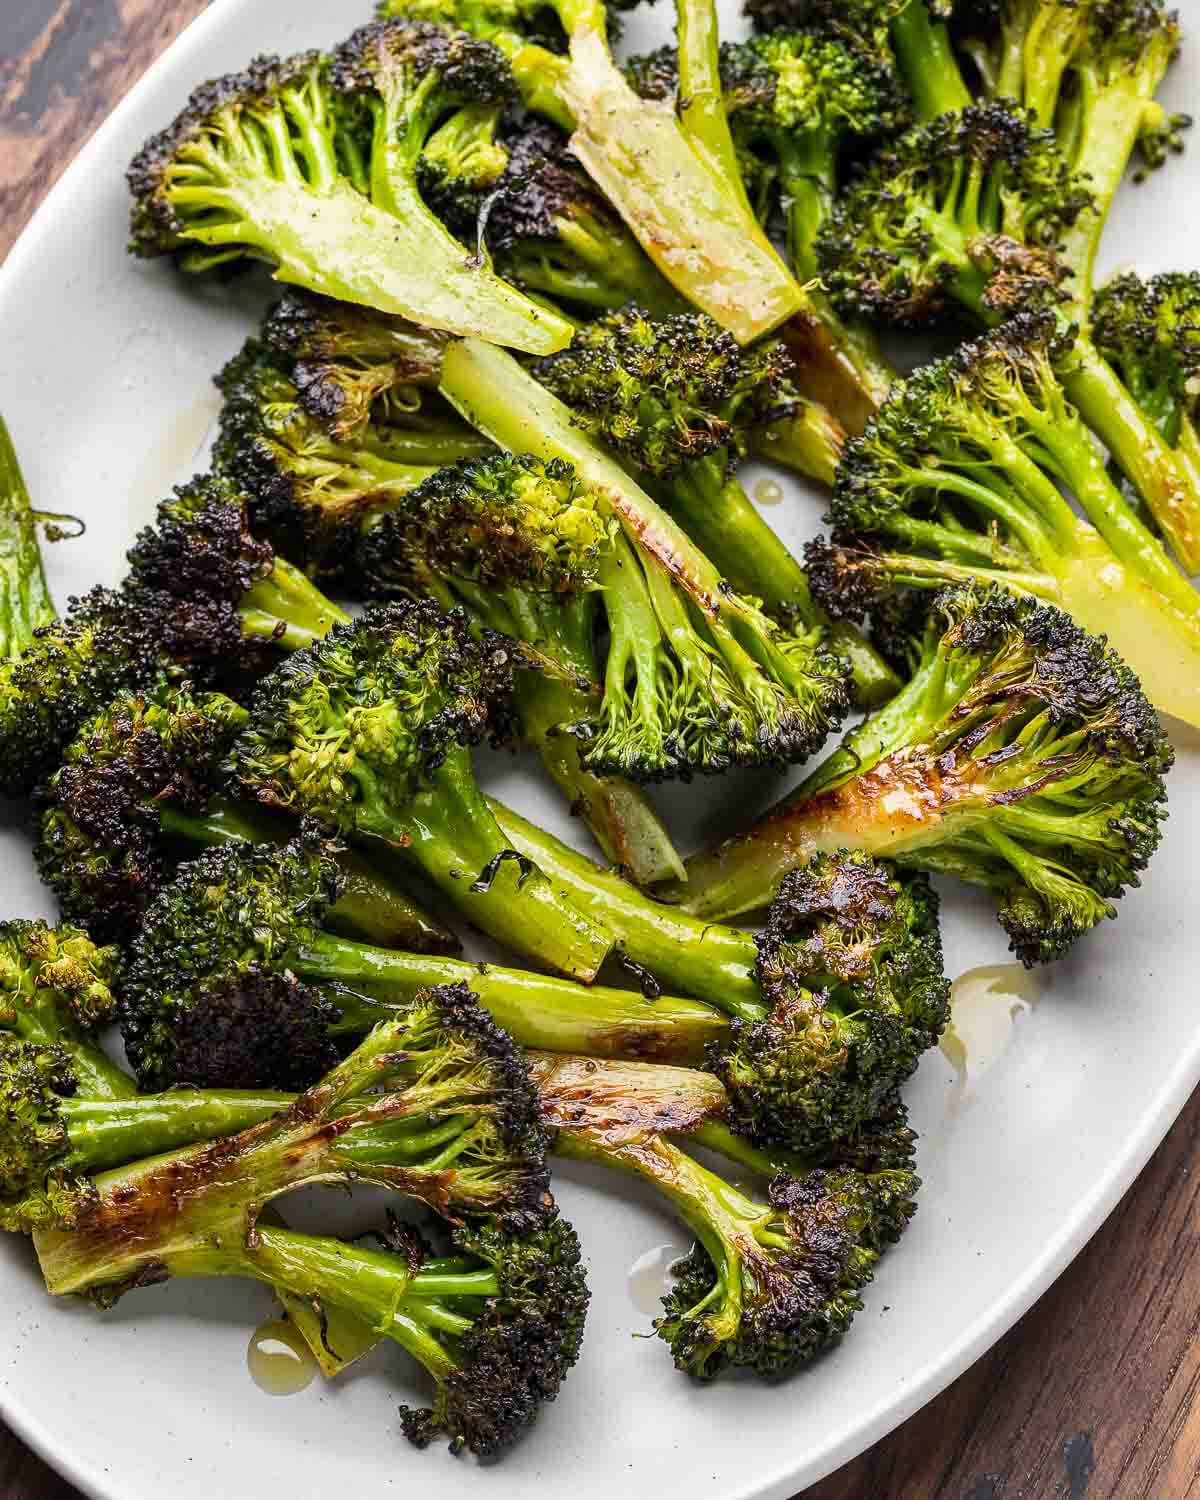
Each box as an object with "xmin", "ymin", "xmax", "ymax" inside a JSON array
[{"xmin": 2, "ymin": 3, "xmax": 1199, "ymax": 1496}]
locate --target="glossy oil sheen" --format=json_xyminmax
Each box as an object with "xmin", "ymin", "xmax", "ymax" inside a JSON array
[
  {"xmin": 246, "ymin": 1320, "xmax": 318, "ymax": 1398},
  {"xmin": 0, "ymin": 2, "xmax": 1198, "ymax": 1498}
]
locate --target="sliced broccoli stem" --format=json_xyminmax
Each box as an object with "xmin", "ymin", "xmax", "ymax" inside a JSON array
[
  {"xmin": 560, "ymin": 32, "xmax": 805, "ymax": 343},
  {"xmin": 0, "ymin": 414, "xmax": 55, "ymax": 658},
  {"xmin": 889, "ymin": 2, "xmax": 972, "ymax": 123},
  {"xmin": 515, "ymin": 672, "xmax": 687, "ymax": 884},
  {"xmin": 748, "ymin": 403, "xmax": 845, "ymax": 487},
  {"xmin": 664, "ymin": 461, "xmax": 899, "ymax": 708},
  {"xmin": 158, "ymin": 801, "xmax": 459, "ymax": 954},
  {"xmin": 58, "ymin": 1091, "xmax": 293, "ymax": 1175},
  {"xmin": 487, "ymin": 798, "xmax": 764, "ymax": 1018},
  {"xmin": 675, "ymin": 0, "xmax": 756, "ymax": 215},
  {"xmin": 293, "ymin": 930, "xmax": 727, "ymax": 1063},
  {"xmin": 1062, "ymin": 338, "xmax": 1200, "ymax": 576},
  {"xmin": 357, "ymin": 422, "xmax": 493, "ymax": 467},
  {"xmin": 354, "ymin": 744, "xmax": 613, "ymax": 981}
]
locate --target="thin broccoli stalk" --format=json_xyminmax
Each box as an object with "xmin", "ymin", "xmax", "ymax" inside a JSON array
[
  {"xmin": 239, "ymin": 554, "xmax": 351, "ymax": 649},
  {"xmin": 748, "ymin": 399, "xmax": 846, "ymax": 486},
  {"xmin": 440, "ymin": 339, "xmax": 850, "ymax": 773},
  {"xmin": 158, "ymin": 801, "xmax": 458, "ymax": 953},
  {"xmin": 0, "ymin": 415, "xmax": 56, "ymax": 657},
  {"xmin": 674, "ymin": 0, "xmax": 757, "ymax": 213},
  {"xmin": 889, "ymin": 0, "xmax": 972, "ymax": 120}
]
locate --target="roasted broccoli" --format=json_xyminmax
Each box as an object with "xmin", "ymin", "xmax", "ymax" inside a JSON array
[
  {"xmin": 532, "ymin": 307, "xmax": 899, "ymax": 705},
  {"xmin": 213, "ymin": 338, "xmax": 490, "ymax": 578},
  {"xmin": 126, "ymin": 36, "xmax": 572, "ymax": 354},
  {"xmin": 376, "ymin": 0, "xmax": 807, "ymax": 344},
  {"xmin": 803, "ymin": 314, "xmax": 1200, "ymax": 726},
  {"xmin": 223, "ymin": 600, "xmax": 611, "ymax": 980},
  {"xmin": 0, "ymin": 415, "xmax": 56, "ymax": 659},
  {"xmin": 35, "ymin": 679, "xmax": 456, "ymax": 952},
  {"xmin": 675, "ymin": 584, "xmax": 1173, "ymax": 965},
  {"xmin": 35, "ymin": 987, "xmax": 588, "ymax": 1454},
  {"xmin": 437, "ymin": 338, "xmax": 852, "ymax": 779},
  {"xmin": 536, "ymin": 1054, "xmax": 919, "ymax": 1378},
  {"xmin": 0, "ymin": 920, "xmax": 131, "ymax": 1101}
]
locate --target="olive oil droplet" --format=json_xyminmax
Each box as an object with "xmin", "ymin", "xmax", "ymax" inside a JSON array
[
  {"xmin": 247, "ymin": 1318, "xmax": 317, "ymax": 1396},
  {"xmin": 940, "ymin": 963, "xmax": 1037, "ymax": 1101},
  {"xmin": 628, "ymin": 1242, "xmax": 690, "ymax": 1316},
  {"xmin": 753, "ymin": 478, "xmax": 784, "ymax": 507}
]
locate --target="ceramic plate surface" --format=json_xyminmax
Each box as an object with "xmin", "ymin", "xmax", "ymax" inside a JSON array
[{"xmin": 1, "ymin": 2, "xmax": 1198, "ymax": 1495}]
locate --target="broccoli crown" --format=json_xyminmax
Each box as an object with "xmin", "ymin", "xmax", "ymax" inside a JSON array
[
  {"xmin": 124, "ymin": 472, "xmax": 276, "ymax": 674},
  {"xmin": 417, "ymin": 100, "xmax": 511, "ymax": 236},
  {"xmin": 710, "ymin": 851, "xmax": 949, "ymax": 1150},
  {"xmin": 0, "ymin": 586, "xmax": 164, "ymax": 799},
  {"xmin": 533, "ymin": 307, "xmax": 795, "ymax": 476},
  {"xmin": 817, "ymin": 101, "xmax": 1093, "ymax": 326},
  {"xmin": 828, "ymin": 309, "xmax": 1075, "ymax": 540},
  {"xmin": 331, "ymin": 18, "xmax": 515, "ymax": 166},
  {"xmin": 226, "ymin": 599, "xmax": 514, "ymax": 832},
  {"xmin": 484, "ymin": 120, "xmax": 607, "ymax": 249},
  {"xmin": 35, "ymin": 681, "xmax": 248, "ymax": 944},
  {"xmin": 0, "ymin": 1033, "xmax": 75, "ymax": 1204},
  {"xmin": 657, "ymin": 1150, "xmax": 919, "ymax": 1379},
  {"xmin": 399, "ymin": 1207, "xmax": 588, "ymax": 1454},
  {"xmin": 357, "ymin": 451, "xmax": 615, "ymax": 596},
  {"xmin": 0, "ymin": 919, "xmax": 121, "ymax": 1036},
  {"xmin": 1093, "ymin": 270, "xmax": 1200, "ymax": 441},
  {"xmin": 120, "ymin": 830, "xmax": 344, "ymax": 1090},
  {"xmin": 723, "ymin": 30, "xmax": 907, "ymax": 154},
  {"xmin": 127, "ymin": 52, "xmax": 338, "ymax": 262},
  {"xmin": 831, "ymin": 584, "xmax": 1172, "ymax": 963},
  {"xmin": 621, "ymin": 46, "xmax": 681, "ymax": 102}
]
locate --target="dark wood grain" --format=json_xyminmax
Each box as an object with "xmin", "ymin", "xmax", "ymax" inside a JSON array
[{"xmin": 3, "ymin": 4, "xmax": 1200, "ymax": 1498}]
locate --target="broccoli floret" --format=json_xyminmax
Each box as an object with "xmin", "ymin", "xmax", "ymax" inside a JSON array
[
  {"xmin": 818, "ymin": 101, "xmax": 1093, "ymax": 328},
  {"xmin": 540, "ymin": 1059, "xmax": 919, "ymax": 1378},
  {"xmin": 439, "ymin": 338, "xmax": 852, "ymax": 780},
  {"xmin": 677, "ymin": 583, "xmax": 1173, "ymax": 965},
  {"xmin": 224, "ymin": 600, "xmax": 612, "ymax": 981},
  {"xmin": 417, "ymin": 99, "xmax": 512, "ymax": 232},
  {"xmin": 214, "ymin": 338, "xmax": 487, "ymax": 577},
  {"xmin": 261, "ymin": 290, "xmax": 453, "ymax": 441},
  {"xmin": 0, "ymin": 920, "xmax": 131, "ymax": 1101},
  {"xmin": 0, "ymin": 586, "xmax": 164, "ymax": 799},
  {"xmin": 126, "ymin": 42, "xmax": 571, "ymax": 354},
  {"xmin": 532, "ymin": 307, "xmax": 898, "ymax": 706},
  {"xmin": 376, "ymin": 0, "xmax": 808, "ymax": 345},
  {"xmin": 803, "ymin": 313, "xmax": 1200, "ymax": 727},
  {"xmin": 486, "ymin": 804, "xmax": 952, "ymax": 1150}
]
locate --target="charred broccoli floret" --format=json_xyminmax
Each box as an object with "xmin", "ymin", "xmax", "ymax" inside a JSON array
[
  {"xmin": 224, "ymin": 599, "xmax": 611, "ymax": 979},
  {"xmin": 677, "ymin": 584, "xmax": 1173, "ymax": 965},
  {"xmin": 213, "ymin": 338, "xmax": 489, "ymax": 578},
  {"xmin": 804, "ymin": 314, "xmax": 1200, "ymax": 726},
  {"xmin": 35, "ymin": 680, "xmax": 453, "ymax": 953},
  {"xmin": 532, "ymin": 307, "xmax": 897, "ymax": 705},
  {"xmin": 537, "ymin": 1055, "xmax": 919, "ymax": 1378},
  {"xmin": 438, "ymin": 338, "xmax": 852, "ymax": 780},
  {"xmin": 126, "ymin": 39, "xmax": 571, "ymax": 353}
]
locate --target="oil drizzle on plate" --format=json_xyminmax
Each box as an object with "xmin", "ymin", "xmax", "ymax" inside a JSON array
[
  {"xmin": 628, "ymin": 1242, "xmax": 690, "ymax": 1316},
  {"xmin": 940, "ymin": 963, "xmax": 1038, "ymax": 1102},
  {"xmin": 752, "ymin": 477, "xmax": 784, "ymax": 507},
  {"xmin": 130, "ymin": 391, "xmax": 222, "ymax": 524},
  {"xmin": 247, "ymin": 1318, "xmax": 318, "ymax": 1396}
]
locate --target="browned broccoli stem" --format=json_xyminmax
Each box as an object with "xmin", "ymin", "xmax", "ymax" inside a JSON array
[
  {"xmin": 748, "ymin": 399, "xmax": 846, "ymax": 487},
  {"xmin": 0, "ymin": 415, "xmax": 55, "ymax": 657},
  {"xmin": 160, "ymin": 802, "xmax": 459, "ymax": 954}
]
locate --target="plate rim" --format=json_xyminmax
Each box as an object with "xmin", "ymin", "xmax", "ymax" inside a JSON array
[{"xmin": 2, "ymin": 4, "xmax": 1198, "ymax": 1496}]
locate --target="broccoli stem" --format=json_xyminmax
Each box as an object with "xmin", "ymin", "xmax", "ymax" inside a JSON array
[
  {"xmin": 748, "ymin": 403, "xmax": 845, "ymax": 487},
  {"xmin": 558, "ymin": 32, "xmax": 806, "ymax": 343},
  {"xmin": 889, "ymin": 1, "xmax": 973, "ymax": 122},
  {"xmin": 355, "ymin": 743, "xmax": 613, "ymax": 981},
  {"xmin": 664, "ymin": 461, "xmax": 900, "ymax": 707},
  {"xmin": 58, "ymin": 1091, "xmax": 294, "ymax": 1175},
  {"xmin": 3, "ymin": 1005, "xmax": 134, "ymax": 1103},
  {"xmin": 1062, "ymin": 338, "xmax": 1200, "ymax": 576},
  {"xmin": 239, "ymin": 556, "xmax": 352, "ymax": 650},
  {"xmin": 0, "ymin": 414, "xmax": 55, "ymax": 658},
  {"xmin": 292, "ymin": 930, "xmax": 728, "ymax": 1063},
  {"xmin": 514, "ymin": 672, "xmax": 688, "ymax": 884},
  {"xmin": 505, "ymin": 216, "xmax": 686, "ymax": 321},
  {"xmin": 486, "ymin": 798, "xmax": 764, "ymax": 1018},
  {"xmin": 158, "ymin": 801, "xmax": 460, "ymax": 954},
  {"xmin": 674, "ymin": 0, "xmax": 756, "ymax": 215}
]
